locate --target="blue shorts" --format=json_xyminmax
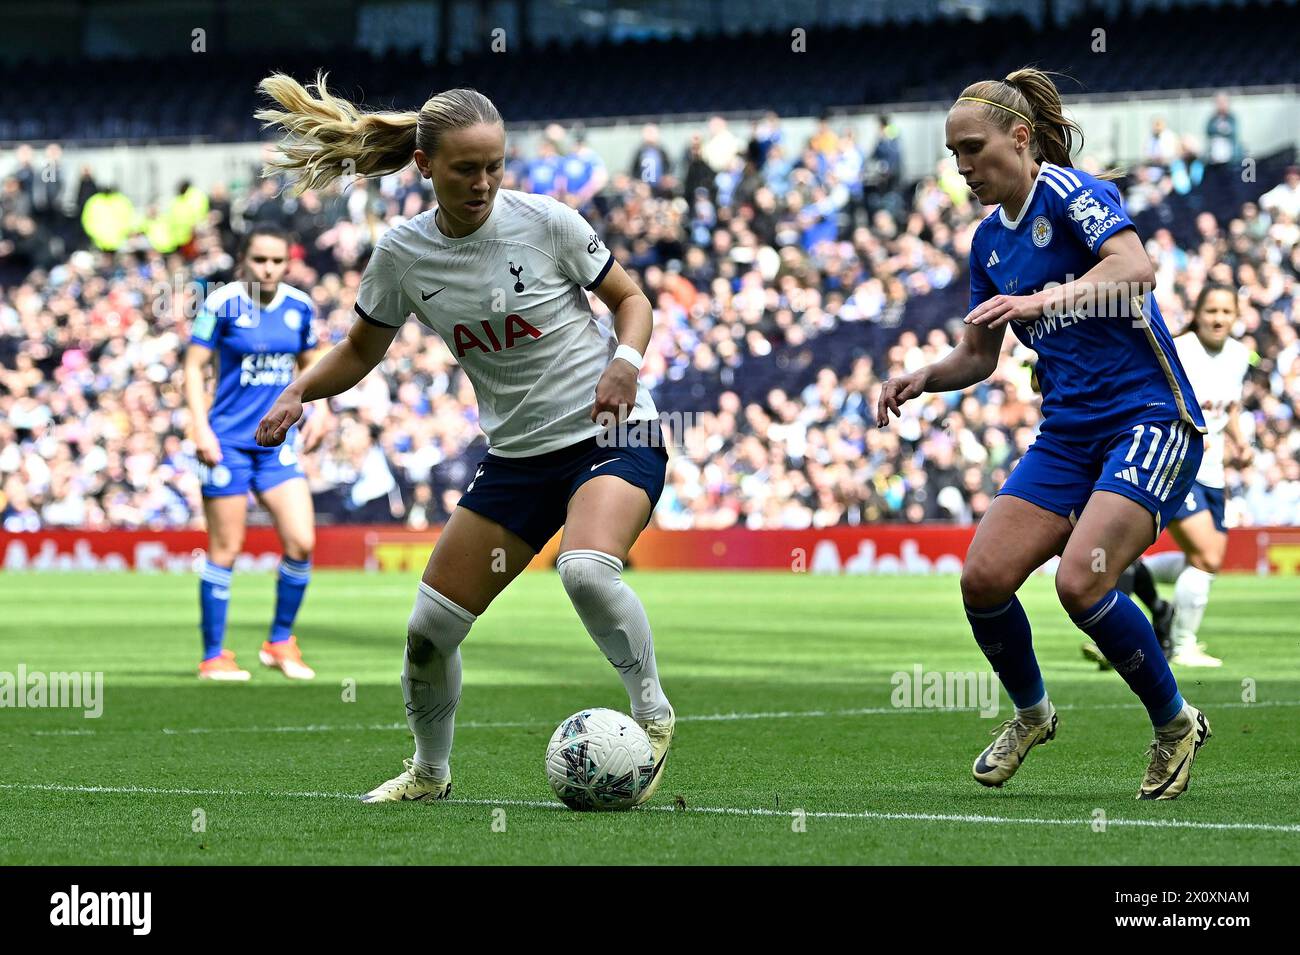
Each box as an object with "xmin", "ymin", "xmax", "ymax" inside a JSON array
[
  {"xmin": 998, "ymin": 420, "xmax": 1204, "ymax": 534},
  {"xmin": 457, "ymin": 422, "xmax": 670, "ymax": 552},
  {"xmin": 1172, "ymin": 481, "xmax": 1227, "ymax": 533},
  {"xmin": 194, "ymin": 438, "xmax": 305, "ymax": 498}
]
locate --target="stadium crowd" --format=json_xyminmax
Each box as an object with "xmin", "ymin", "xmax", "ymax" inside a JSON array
[{"xmin": 2, "ymin": 104, "xmax": 1299, "ymax": 534}]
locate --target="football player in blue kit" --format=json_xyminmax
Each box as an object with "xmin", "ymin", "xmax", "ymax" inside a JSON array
[
  {"xmin": 878, "ymin": 68, "xmax": 1211, "ymax": 800},
  {"xmin": 183, "ymin": 225, "xmax": 330, "ymax": 681}
]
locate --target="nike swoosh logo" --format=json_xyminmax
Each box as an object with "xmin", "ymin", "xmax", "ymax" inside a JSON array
[
  {"xmin": 1142, "ymin": 754, "xmax": 1189, "ymax": 799},
  {"xmin": 647, "ymin": 751, "xmax": 667, "ymax": 782},
  {"xmin": 421, "ymin": 287, "xmax": 447, "ymax": 301},
  {"xmin": 590, "ymin": 459, "xmax": 619, "ymax": 471},
  {"xmin": 212, "ymin": 588, "xmax": 230, "ymax": 600}
]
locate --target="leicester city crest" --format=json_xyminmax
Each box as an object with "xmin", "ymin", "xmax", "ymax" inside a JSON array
[
  {"xmin": 1031, "ymin": 215, "xmax": 1053, "ymax": 248},
  {"xmin": 283, "ymin": 309, "xmax": 302, "ymax": 331}
]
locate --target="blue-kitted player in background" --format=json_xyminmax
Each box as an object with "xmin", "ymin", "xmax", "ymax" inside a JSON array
[
  {"xmin": 878, "ymin": 68, "xmax": 1212, "ymax": 800},
  {"xmin": 183, "ymin": 225, "xmax": 330, "ymax": 681}
]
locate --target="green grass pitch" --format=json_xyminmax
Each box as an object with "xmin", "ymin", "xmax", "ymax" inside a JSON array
[{"xmin": 1, "ymin": 570, "xmax": 1297, "ymax": 865}]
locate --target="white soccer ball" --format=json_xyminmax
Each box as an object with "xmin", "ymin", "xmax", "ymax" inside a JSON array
[{"xmin": 545, "ymin": 707, "xmax": 657, "ymax": 811}]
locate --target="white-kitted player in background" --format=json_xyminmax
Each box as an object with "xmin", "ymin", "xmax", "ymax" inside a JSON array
[
  {"xmin": 1145, "ymin": 283, "xmax": 1253, "ymax": 666},
  {"xmin": 252, "ymin": 73, "xmax": 675, "ymax": 804},
  {"xmin": 1085, "ymin": 283, "xmax": 1254, "ymax": 668}
]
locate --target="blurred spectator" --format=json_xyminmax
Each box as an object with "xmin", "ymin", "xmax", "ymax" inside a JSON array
[
  {"xmin": 682, "ymin": 135, "xmax": 716, "ymax": 206},
  {"xmin": 1126, "ymin": 165, "xmax": 1170, "ymax": 215},
  {"xmin": 525, "ymin": 137, "xmax": 565, "ymax": 197},
  {"xmin": 1260, "ymin": 165, "xmax": 1300, "ymax": 220},
  {"xmin": 1205, "ymin": 92, "xmax": 1241, "ymax": 167},
  {"xmin": 865, "ymin": 115, "xmax": 903, "ymax": 217},
  {"xmin": 702, "ymin": 115, "xmax": 742, "ymax": 173},
  {"xmin": 561, "ymin": 128, "xmax": 609, "ymax": 212},
  {"xmin": 74, "ymin": 166, "xmax": 98, "ymax": 216},
  {"xmin": 749, "ymin": 111, "xmax": 784, "ymax": 166},
  {"xmin": 1143, "ymin": 117, "xmax": 1181, "ymax": 169},
  {"xmin": 629, "ymin": 123, "xmax": 670, "ymax": 192},
  {"xmin": 80, "ymin": 184, "xmax": 135, "ymax": 251},
  {"xmin": 1169, "ymin": 136, "xmax": 1205, "ymax": 196},
  {"xmin": 32, "ymin": 144, "xmax": 64, "ymax": 223}
]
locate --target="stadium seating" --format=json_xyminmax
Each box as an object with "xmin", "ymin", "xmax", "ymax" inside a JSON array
[{"xmin": 0, "ymin": 6, "xmax": 1297, "ymax": 142}]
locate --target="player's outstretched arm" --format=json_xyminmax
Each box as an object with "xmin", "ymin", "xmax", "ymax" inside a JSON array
[
  {"xmin": 295, "ymin": 346, "xmax": 335, "ymax": 453},
  {"xmin": 255, "ymin": 316, "xmax": 399, "ymax": 447},
  {"xmin": 876, "ymin": 322, "xmax": 1005, "ymax": 427}
]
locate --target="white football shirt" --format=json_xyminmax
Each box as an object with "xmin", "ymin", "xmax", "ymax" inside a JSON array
[
  {"xmin": 1174, "ymin": 333, "xmax": 1249, "ymax": 489},
  {"xmin": 355, "ymin": 189, "xmax": 658, "ymax": 457}
]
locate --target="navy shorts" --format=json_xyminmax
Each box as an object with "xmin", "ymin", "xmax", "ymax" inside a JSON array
[
  {"xmin": 194, "ymin": 437, "xmax": 305, "ymax": 499},
  {"xmin": 998, "ymin": 420, "xmax": 1204, "ymax": 534},
  {"xmin": 1172, "ymin": 481, "xmax": 1227, "ymax": 533},
  {"xmin": 456, "ymin": 421, "xmax": 670, "ymax": 552}
]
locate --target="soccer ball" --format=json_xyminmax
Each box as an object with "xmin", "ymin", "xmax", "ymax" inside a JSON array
[{"xmin": 545, "ymin": 708, "xmax": 657, "ymax": 811}]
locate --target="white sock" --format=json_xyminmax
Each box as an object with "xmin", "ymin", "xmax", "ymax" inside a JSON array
[
  {"xmin": 1015, "ymin": 694, "xmax": 1052, "ymax": 725},
  {"xmin": 556, "ymin": 549, "xmax": 671, "ymax": 722},
  {"xmin": 1172, "ymin": 566, "xmax": 1214, "ymax": 652},
  {"xmin": 403, "ymin": 582, "xmax": 476, "ymax": 779},
  {"xmin": 1157, "ymin": 702, "xmax": 1194, "ymax": 737},
  {"xmin": 1144, "ymin": 551, "xmax": 1187, "ymax": 584}
]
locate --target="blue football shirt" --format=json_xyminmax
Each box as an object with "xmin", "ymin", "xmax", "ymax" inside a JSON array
[
  {"xmin": 968, "ymin": 162, "xmax": 1205, "ymax": 440},
  {"xmin": 189, "ymin": 282, "xmax": 318, "ymax": 448},
  {"xmin": 561, "ymin": 149, "xmax": 603, "ymax": 195}
]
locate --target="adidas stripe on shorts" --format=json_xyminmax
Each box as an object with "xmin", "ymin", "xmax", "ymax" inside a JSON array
[{"xmin": 997, "ymin": 420, "xmax": 1204, "ymax": 533}]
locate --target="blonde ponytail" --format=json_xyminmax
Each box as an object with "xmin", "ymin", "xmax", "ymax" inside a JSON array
[
  {"xmin": 955, "ymin": 68, "xmax": 1118, "ymax": 178},
  {"xmin": 256, "ymin": 72, "xmax": 504, "ymax": 193},
  {"xmin": 1003, "ymin": 68, "xmax": 1081, "ymax": 169}
]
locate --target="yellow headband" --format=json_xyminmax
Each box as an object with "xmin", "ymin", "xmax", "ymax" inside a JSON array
[{"xmin": 956, "ymin": 96, "xmax": 1033, "ymax": 127}]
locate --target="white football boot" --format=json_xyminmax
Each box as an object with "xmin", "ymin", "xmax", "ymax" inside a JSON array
[
  {"xmin": 1138, "ymin": 705, "xmax": 1211, "ymax": 800},
  {"xmin": 972, "ymin": 707, "xmax": 1058, "ymax": 787},
  {"xmin": 1170, "ymin": 642, "xmax": 1223, "ymax": 668},
  {"xmin": 359, "ymin": 758, "xmax": 451, "ymax": 803},
  {"xmin": 633, "ymin": 705, "xmax": 675, "ymax": 806}
]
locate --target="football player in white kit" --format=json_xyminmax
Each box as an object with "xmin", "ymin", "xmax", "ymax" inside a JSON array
[
  {"xmin": 1085, "ymin": 283, "xmax": 1253, "ymax": 668},
  {"xmin": 251, "ymin": 74, "xmax": 676, "ymax": 803}
]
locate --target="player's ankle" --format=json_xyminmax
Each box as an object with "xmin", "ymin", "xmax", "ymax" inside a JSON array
[
  {"xmin": 1014, "ymin": 695, "xmax": 1052, "ymax": 725},
  {"xmin": 413, "ymin": 757, "xmax": 449, "ymax": 780},
  {"xmin": 1156, "ymin": 703, "xmax": 1193, "ymax": 737}
]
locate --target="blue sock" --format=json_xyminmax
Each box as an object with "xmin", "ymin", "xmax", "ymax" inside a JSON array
[
  {"xmin": 269, "ymin": 556, "xmax": 312, "ymax": 643},
  {"xmin": 199, "ymin": 560, "xmax": 233, "ymax": 660},
  {"xmin": 965, "ymin": 596, "xmax": 1045, "ymax": 709},
  {"xmin": 1071, "ymin": 589, "xmax": 1183, "ymax": 726}
]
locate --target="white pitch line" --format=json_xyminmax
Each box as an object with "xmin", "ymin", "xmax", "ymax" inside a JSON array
[
  {"xmin": 1, "ymin": 783, "xmax": 1297, "ymax": 834},
  {"xmin": 25, "ymin": 698, "xmax": 1300, "ymax": 737}
]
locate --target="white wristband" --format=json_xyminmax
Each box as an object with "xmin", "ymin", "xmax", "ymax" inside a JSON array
[{"xmin": 612, "ymin": 344, "xmax": 644, "ymax": 371}]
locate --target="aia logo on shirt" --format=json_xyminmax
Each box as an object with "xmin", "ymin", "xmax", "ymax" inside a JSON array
[{"xmin": 453, "ymin": 314, "xmax": 542, "ymax": 357}]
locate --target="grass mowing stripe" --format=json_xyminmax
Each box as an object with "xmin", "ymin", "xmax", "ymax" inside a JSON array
[
  {"xmin": 25, "ymin": 698, "xmax": 1300, "ymax": 737},
  {"xmin": 3, "ymin": 783, "xmax": 1298, "ymax": 834}
]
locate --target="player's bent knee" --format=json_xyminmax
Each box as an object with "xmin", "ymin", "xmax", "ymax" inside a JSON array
[
  {"xmin": 285, "ymin": 538, "xmax": 314, "ymax": 561},
  {"xmin": 556, "ymin": 549, "xmax": 624, "ymax": 605},
  {"xmin": 1190, "ymin": 551, "xmax": 1222, "ymax": 575},
  {"xmin": 960, "ymin": 561, "xmax": 1017, "ymax": 608},
  {"xmin": 1054, "ymin": 564, "xmax": 1106, "ymax": 616},
  {"xmin": 208, "ymin": 545, "xmax": 242, "ymax": 567},
  {"xmin": 406, "ymin": 581, "xmax": 477, "ymax": 663}
]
